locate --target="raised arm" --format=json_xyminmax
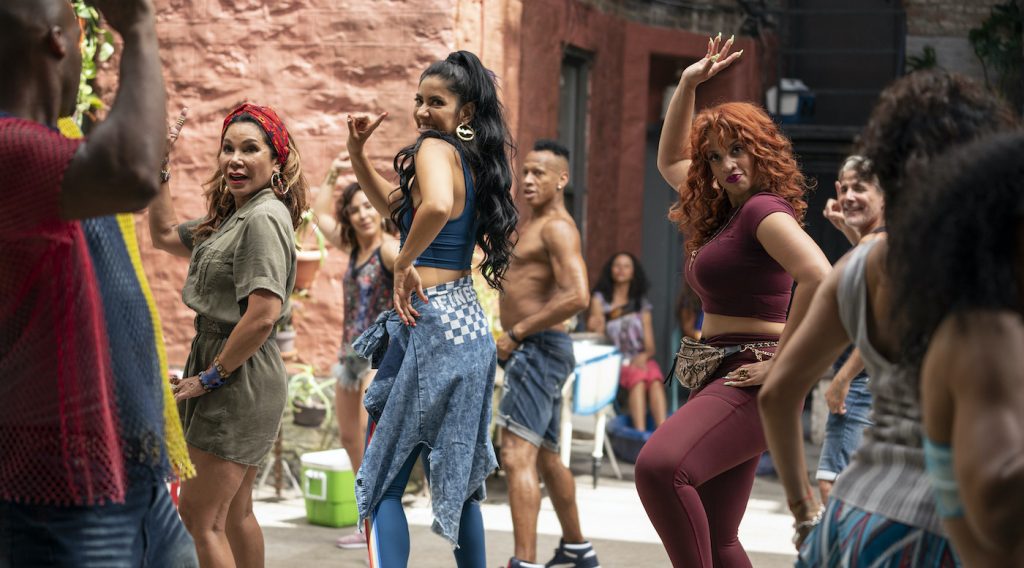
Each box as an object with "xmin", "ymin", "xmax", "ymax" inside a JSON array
[
  {"xmin": 310, "ymin": 154, "xmax": 347, "ymax": 250},
  {"xmin": 658, "ymin": 33, "xmax": 742, "ymax": 192},
  {"xmin": 346, "ymin": 112, "xmax": 399, "ymax": 216},
  {"xmin": 148, "ymin": 108, "xmax": 191, "ymax": 258},
  {"xmin": 61, "ymin": 0, "xmax": 166, "ymax": 219}
]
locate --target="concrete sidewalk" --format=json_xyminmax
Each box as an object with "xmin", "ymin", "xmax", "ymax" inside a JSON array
[{"xmin": 254, "ymin": 449, "xmax": 799, "ymax": 567}]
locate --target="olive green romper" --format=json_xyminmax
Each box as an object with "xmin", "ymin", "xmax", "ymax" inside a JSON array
[{"xmin": 177, "ymin": 188, "xmax": 296, "ymax": 465}]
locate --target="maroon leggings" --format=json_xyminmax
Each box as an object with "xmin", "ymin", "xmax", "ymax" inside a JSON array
[{"xmin": 635, "ymin": 333, "xmax": 778, "ymax": 568}]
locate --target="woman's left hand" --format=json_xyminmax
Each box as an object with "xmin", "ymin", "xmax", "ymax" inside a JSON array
[
  {"xmin": 171, "ymin": 375, "xmax": 207, "ymax": 402},
  {"xmin": 630, "ymin": 354, "xmax": 649, "ymax": 369},
  {"xmin": 393, "ymin": 261, "xmax": 428, "ymax": 326},
  {"xmin": 723, "ymin": 359, "xmax": 774, "ymax": 387}
]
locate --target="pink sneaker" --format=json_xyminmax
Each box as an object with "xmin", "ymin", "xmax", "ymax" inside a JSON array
[{"xmin": 335, "ymin": 530, "xmax": 367, "ymax": 549}]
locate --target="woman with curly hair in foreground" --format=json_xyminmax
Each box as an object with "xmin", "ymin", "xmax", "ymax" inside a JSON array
[
  {"xmin": 634, "ymin": 34, "xmax": 831, "ymax": 567},
  {"xmin": 890, "ymin": 131, "xmax": 1024, "ymax": 565},
  {"xmin": 759, "ymin": 71, "xmax": 1017, "ymax": 566}
]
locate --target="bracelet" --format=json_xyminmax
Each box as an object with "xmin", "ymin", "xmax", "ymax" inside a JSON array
[
  {"xmin": 198, "ymin": 363, "xmax": 227, "ymax": 391},
  {"xmin": 791, "ymin": 506, "xmax": 824, "ymax": 546},
  {"xmin": 788, "ymin": 488, "xmax": 815, "ymax": 511},
  {"xmin": 507, "ymin": 329, "xmax": 522, "ymax": 344},
  {"xmin": 213, "ymin": 356, "xmax": 232, "ymax": 379}
]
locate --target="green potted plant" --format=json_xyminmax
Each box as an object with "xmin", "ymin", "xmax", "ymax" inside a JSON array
[
  {"xmin": 294, "ymin": 209, "xmax": 327, "ymax": 292},
  {"xmin": 288, "ymin": 365, "xmax": 332, "ymax": 428}
]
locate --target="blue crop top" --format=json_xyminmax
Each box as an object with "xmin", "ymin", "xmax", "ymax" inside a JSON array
[{"xmin": 399, "ymin": 146, "xmax": 476, "ymax": 270}]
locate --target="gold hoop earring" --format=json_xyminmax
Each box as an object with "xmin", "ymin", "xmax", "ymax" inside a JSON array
[{"xmin": 456, "ymin": 123, "xmax": 475, "ymax": 142}]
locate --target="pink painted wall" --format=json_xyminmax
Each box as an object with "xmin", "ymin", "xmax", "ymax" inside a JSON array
[{"xmin": 114, "ymin": 0, "xmax": 518, "ymax": 373}]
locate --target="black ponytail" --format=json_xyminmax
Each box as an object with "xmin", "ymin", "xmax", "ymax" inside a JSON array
[{"xmin": 390, "ymin": 50, "xmax": 518, "ymax": 291}]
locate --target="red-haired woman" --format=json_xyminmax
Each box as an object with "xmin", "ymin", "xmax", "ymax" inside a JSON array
[{"xmin": 634, "ymin": 35, "xmax": 830, "ymax": 567}]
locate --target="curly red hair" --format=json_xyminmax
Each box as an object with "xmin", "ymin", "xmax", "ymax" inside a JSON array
[{"xmin": 668, "ymin": 102, "xmax": 809, "ymax": 253}]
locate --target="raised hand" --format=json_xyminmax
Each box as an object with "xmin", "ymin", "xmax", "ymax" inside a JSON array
[
  {"xmin": 680, "ymin": 33, "xmax": 743, "ymax": 89},
  {"xmin": 87, "ymin": 0, "xmax": 156, "ymax": 34},
  {"xmin": 822, "ymin": 196, "xmax": 847, "ymax": 232},
  {"xmin": 346, "ymin": 112, "xmax": 388, "ymax": 154},
  {"xmin": 166, "ymin": 106, "xmax": 188, "ymax": 155}
]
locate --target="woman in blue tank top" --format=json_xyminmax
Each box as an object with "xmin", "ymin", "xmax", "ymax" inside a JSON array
[{"xmin": 343, "ymin": 51, "xmax": 518, "ymax": 568}]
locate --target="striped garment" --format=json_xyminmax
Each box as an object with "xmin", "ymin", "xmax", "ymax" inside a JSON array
[
  {"xmin": 798, "ymin": 499, "xmax": 960, "ymax": 567},
  {"xmin": 58, "ymin": 119, "xmax": 193, "ymax": 483},
  {"xmin": 829, "ymin": 240, "xmax": 942, "ymax": 534}
]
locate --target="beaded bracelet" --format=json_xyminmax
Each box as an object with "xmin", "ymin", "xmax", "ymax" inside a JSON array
[
  {"xmin": 199, "ymin": 364, "xmax": 226, "ymax": 391},
  {"xmin": 791, "ymin": 506, "xmax": 825, "ymax": 546},
  {"xmin": 213, "ymin": 356, "xmax": 232, "ymax": 380}
]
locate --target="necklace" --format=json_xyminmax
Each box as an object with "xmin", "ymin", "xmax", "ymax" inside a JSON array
[{"xmin": 689, "ymin": 205, "xmax": 742, "ymax": 270}]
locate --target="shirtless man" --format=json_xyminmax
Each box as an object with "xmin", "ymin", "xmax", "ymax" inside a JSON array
[{"xmin": 496, "ymin": 140, "xmax": 598, "ymax": 568}]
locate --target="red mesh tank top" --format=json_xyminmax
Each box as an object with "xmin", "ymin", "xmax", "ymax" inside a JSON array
[
  {"xmin": 0, "ymin": 117, "xmax": 125, "ymax": 505},
  {"xmin": 684, "ymin": 192, "xmax": 796, "ymax": 323}
]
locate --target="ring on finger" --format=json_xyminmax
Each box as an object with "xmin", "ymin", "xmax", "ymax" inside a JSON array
[{"xmin": 737, "ymin": 369, "xmax": 750, "ymax": 379}]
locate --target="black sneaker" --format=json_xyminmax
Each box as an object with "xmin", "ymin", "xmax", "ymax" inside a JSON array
[{"xmin": 544, "ymin": 540, "xmax": 600, "ymax": 568}]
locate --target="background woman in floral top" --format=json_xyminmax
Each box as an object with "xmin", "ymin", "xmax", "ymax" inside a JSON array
[
  {"xmin": 311, "ymin": 157, "xmax": 398, "ymax": 549},
  {"xmin": 587, "ymin": 252, "xmax": 667, "ymax": 431}
]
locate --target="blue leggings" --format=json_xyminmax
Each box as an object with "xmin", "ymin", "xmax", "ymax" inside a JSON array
[{"xmin": 368, "ymin": 446, "xmax": 486, "ymax": 568}]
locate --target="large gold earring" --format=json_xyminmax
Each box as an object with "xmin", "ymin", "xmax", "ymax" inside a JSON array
[{"xmin": 456, "ymin": 122, "xmax": 475, "ymax": 141}]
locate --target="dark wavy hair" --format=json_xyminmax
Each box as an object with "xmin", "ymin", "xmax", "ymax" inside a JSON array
[
  {"xmin": 668, "ymin": 102, "xmax": 810, "ymax": 253},
  {"xmin": 390, "ymin": 51, "xmax": 518, "ymax": 290},
  {"xmin": 890, "ymin": 132, "xmax": 1024, "ymax": 374},
  {"xmin": 857, "ymin": 71, "xmax": 1017, "ymax": 218},
  {"xmin": 334, "ymin": 182, "xmax": 397, "ymax": 253},
  {"xmin": 592, "ymin": 252, "xmax": 650, "ymax": 314},
  {"xmin": 194, "ymin": 113, "xmax": 309, "ymax": 243}
]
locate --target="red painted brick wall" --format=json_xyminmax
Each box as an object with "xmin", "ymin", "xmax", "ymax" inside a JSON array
[
  {"xmin": 516, "ymin": 0, "xmax": 761, "ymax": 283},
  {"xmin": 101, "ymin": 0, "xmax": 757, "ymax": 372},
  {"xmin": 108, "ymin": 0, "xmax": 519, "ymax": 373}
]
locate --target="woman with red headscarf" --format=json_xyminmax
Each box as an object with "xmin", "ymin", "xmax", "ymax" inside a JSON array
[
  {"xmin": 633, "ymin": 35, "xmax": 830, "ymax": 566},
  {"xmin": 148, "ymin": 103, "xmax": 309, "ymax": 566}
]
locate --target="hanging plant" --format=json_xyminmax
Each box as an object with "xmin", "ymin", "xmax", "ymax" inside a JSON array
[{"xmin": 71, "ymin": 1, "xmax": 116, "ymax": 128}]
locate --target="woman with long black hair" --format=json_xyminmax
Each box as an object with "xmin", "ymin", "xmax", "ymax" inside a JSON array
[
  {"xmin": 587, "ymin": 252, "xmax": 667, "ymax": 431},
  {"xmin": 345, "ymin": 50, "xmax": 517, "ymax": 568}
]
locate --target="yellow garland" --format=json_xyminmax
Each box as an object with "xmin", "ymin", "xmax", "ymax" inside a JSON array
[{"xmin": 57, "ymin": 117, "xmax": 195, "ymax": 480}]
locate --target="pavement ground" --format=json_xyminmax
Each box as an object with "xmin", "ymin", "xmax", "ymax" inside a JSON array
[{"xmin": 255, "ymin": 441, "xmax": 803, "ymax": 567}]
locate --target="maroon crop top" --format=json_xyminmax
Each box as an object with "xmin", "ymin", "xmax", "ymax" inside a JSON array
[{"xmin": 685, "ymin": 192, "xmax": 796, "ymax": 323}]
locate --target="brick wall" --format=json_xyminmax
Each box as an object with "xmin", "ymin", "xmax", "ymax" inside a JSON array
[
  {"xmin": 100, "ymin": 0, "xmax": 756, "ymax": 372},
  {"xmin": 579, "ymin": 0, "xmax": 747, "ymax": 34},
  {"xmin": 903, "ymin": 0, "xmax": 1005, "ymax": 82},
  {"xmin": 903, "ymin": 0, "xmax": 997, "ymax": 36},
  {"xmin": 101, "ymin": 0, "xmax": 518, "ymax": 373}
]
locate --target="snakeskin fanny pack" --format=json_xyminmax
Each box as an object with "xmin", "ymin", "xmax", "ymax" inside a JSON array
[{"xmin": 666, "ymin": 337, "xmax": 778, "ymax": 390}]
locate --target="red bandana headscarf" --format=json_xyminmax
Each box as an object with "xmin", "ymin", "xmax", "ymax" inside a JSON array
[{"xmin": 221, "ymin": 103, "xmax": 290, "ymax": 166}]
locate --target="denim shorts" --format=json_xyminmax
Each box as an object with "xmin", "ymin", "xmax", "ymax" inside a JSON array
[
  {"xmin": 332, "ymin": 353, "xmax": 372, "ymax": 392},
  {"xmin": 817, "ymin": 376, "xmax": 873, "ymax": 481},
  {"xmin": 496, "ymin": 331, "xmax": 575, "ymax": 452},
  {"xmin": 0, "ymin": 477, "xmax": 197, "ymax": 567}
]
